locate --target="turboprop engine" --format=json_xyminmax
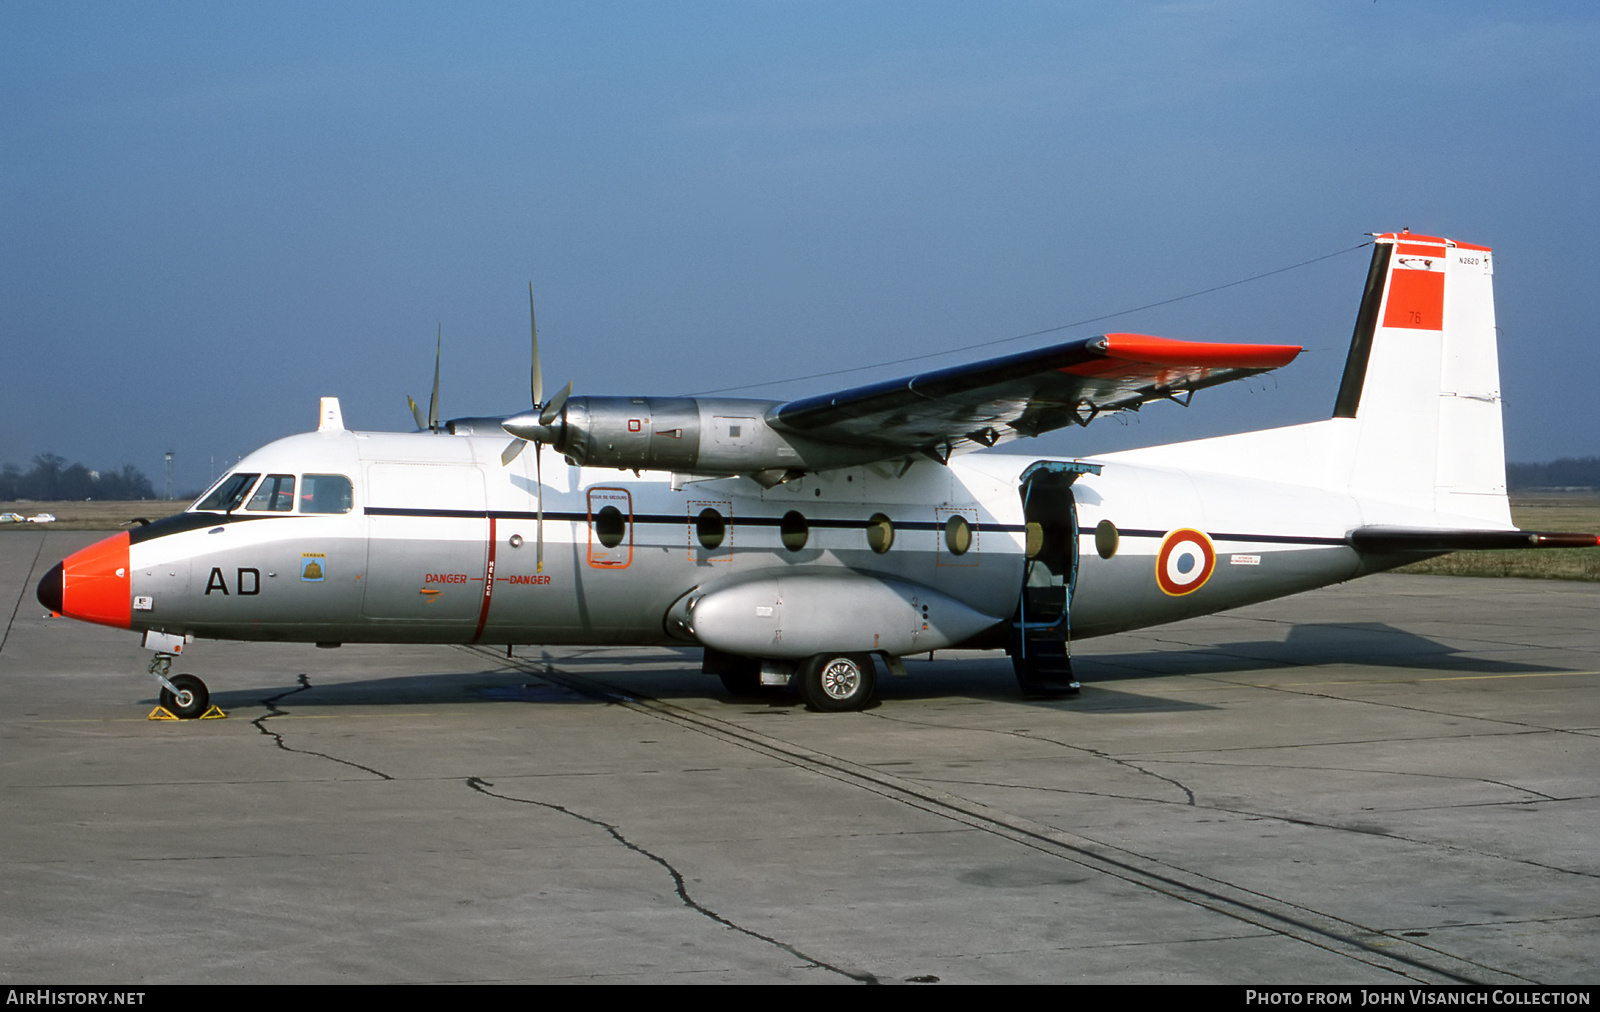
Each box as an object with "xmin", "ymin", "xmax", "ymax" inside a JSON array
[{"xmin": 497, "ymin": 395, "xmax": 880, "ymax": 485}]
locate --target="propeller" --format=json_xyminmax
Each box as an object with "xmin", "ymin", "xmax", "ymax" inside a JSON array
[
  {"xmin": 407, "ymin": 326, "xmax": 443, "ymax": 432},
  {"xmin": 501, "ymin": 284, "xmax": 573, "ymax": 573}
]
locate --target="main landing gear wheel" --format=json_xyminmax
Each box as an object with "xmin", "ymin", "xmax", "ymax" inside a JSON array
[
  {"xmin": 159, "ymin": 674, "xmax": 210, "ymax": 720},
  {"xmin": 798, "ymin": 653, "xmax": 876, "ymax": 712}
]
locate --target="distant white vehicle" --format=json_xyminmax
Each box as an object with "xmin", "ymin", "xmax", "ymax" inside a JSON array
[
  {"xmin": 0, "ymin": 512, "xmax": 24, "ymax": 524},
  {"xmin": 26, "ymin": 513, "xmax": 56, "ymax": 524}
]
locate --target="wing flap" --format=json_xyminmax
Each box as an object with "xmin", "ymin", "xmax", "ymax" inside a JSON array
[{"xmin": 770, "ymin": 332, "xmax": 1301, "ymax": 457}]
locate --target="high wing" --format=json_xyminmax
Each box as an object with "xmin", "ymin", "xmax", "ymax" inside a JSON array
[{"xmin": 768, "ymin": 332, "xmax": 1302, "ymax": 463}]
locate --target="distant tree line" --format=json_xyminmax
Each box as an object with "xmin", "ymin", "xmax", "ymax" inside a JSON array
[
  {"xmin": 1, "ymin": 453, "xmax": 158, "ymax": 501},
  {"xmin": 1507, "ymin": 457, "xmax": 1600, "ymax": 490}
]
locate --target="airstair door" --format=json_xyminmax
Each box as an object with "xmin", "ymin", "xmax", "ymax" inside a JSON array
[{"xmin": 1010, "ymin": 462, "xmax": 1084, "ymax": 696}]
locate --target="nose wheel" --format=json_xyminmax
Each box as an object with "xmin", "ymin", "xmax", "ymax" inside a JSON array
[
  {"xmin": 158, "ymin": 674, "xmax": 211, "ymax": 720},
  {"xmin": 148, "ymin": 652, "xmax": 219, "ymax": 720}
]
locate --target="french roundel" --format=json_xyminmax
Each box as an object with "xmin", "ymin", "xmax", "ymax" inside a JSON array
[{"xmin": 1156, "ymin": 528, "xmax": 1216, "ymax": 596}]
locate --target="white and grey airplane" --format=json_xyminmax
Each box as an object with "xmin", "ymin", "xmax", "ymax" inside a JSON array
[{"xmin": 37, "ymin": 232, "xmax": 1597, "ymax": 717}]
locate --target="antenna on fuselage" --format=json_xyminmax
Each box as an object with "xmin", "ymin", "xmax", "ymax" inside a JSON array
[{"xmin": 318, "ymin": 397, "xmax": 345, "ymax": 432}]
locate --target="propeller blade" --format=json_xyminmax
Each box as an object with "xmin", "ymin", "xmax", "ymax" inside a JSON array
[
  {"xmin": 427, "ymin": 325, "xmax": 441, "ymax": 432},
  {"xmin": 529, "ymin": 283, "xmax": 543, "ymax": 410},
  {"xmin": 408, "ymin": 395, "xmax": 427, "ymax": 431},
  {"xmin": 540, "ymin": 380, "xmax": 572, "ymax": 427},
  {"xmin": 501, "ymin": 437, "xmax": 527, "ymax": 466}
]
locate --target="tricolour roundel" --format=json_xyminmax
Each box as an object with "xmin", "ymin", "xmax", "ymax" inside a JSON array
[{"xmin": 1156, "ymin": 528, "xmax": 1216, "ymax": 597}]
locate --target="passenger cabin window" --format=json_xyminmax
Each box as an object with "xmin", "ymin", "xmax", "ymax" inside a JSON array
[
  {"xmin": 866, "ymin": 513, "xmax": 894, "ymax": 554},
  {"xmin": 247, "ymin": 474, "xmax": 296, "ymax": 512},
  {"xmin": 944, "ymin": 514, "xmax": 973, "ymax": 555},
  {"xmin": 196, "ymin": 473, "xmax": 260, "ymax": 512},
  {"xmin": 695, "ymin": 507, "xmax": 726, "ymax": 550},
  {"xmin": 780, "ymin": 511, "xmax": 809, "ymax": 552},
  {"xmin": 301, "ymin": 474, "xmax": 354, "ymax": 514},
  {"xmin": 594, "ymin": 505, "xmax": 627, "ymax": 548}
]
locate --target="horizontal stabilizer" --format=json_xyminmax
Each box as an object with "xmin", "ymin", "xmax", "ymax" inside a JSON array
[{"xmin": 1349, "ymin": 526, "xmax": 1599, "ymax": 553}]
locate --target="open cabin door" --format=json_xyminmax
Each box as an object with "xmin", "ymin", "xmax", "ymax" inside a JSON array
[{"xmin": 1009, "ymin": 461, "xmax": 1098, "ymax": 696}]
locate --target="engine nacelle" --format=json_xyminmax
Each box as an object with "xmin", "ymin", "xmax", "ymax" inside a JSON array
[{"xmin": 503, "ymin": 396, "xmax": 877, "ymax": 482}]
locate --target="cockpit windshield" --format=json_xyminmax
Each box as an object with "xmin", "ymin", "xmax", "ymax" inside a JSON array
[
  {"xmin": 191, "ymin": 471, "xmax": 353, "ymax": 514},
  {"xmin": 246, "ymin": 474, "xmax": 296, "ymax": 512},
  {"xmin": 194, "ymin": 473, "xmax": 260, "ymax": 512}
]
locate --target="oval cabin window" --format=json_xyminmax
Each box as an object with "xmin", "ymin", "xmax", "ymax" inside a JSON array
[
  {"xmin": 780, "ymin": 511, "xmax": 809, "ymax": 552},
  {"xmin": 696, "ymin": 507, "xmax": 726, "ymax": 550},
  {"xmin": 594, "ymin": 505, "xmax": 627, "ymax": 549}
]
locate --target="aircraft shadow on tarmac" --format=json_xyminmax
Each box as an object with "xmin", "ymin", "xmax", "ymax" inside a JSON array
[
  {"xmin": 1076, "ymin": 621, "xmax": 1554, "ymax": 682},
  {"xmin": 154, "ymin": 618, "xmax": 1540, "ymax": 717}
]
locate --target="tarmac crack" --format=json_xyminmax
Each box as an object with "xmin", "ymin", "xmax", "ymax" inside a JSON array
[
  {"xmin": 0, "ymin": 531, "xmax": 46, "ymax": 655},
  {"xmin": 913, "ymin": 760, "xmax": 1597, "ymax": 882},
  {"xmin": 460, "ymin": 646, "xmax": 1532, "ymax": 984},
  {"xmin": 1138, "ymin": 754, "xmax": 1560, "ymax": 803},
  {"xmin": 463, "ymin": 775, "xmax": 879, "ymax": 984},
  {"xmin": 1205, "ymin": 676, "xmax": 1600, "ymax": 742},
  {"xmin": 866, "ymin": 709, "xmax": 1198, "ymax": 805},
  {"xmin": 251, "ymin": 674, "xmax": 393, "ymax": 780}
]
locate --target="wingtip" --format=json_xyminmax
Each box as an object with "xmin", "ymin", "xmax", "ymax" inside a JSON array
[{"xmin": 1099, "ymin": 333, "xmax": 1302, "ymax": 369}]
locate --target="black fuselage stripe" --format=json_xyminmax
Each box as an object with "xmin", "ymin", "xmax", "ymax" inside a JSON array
[
  {"xmin": 1117, "ymin": 528, "xmax": 1347, "ymax": 546},
  {"xmin": 363, "ymin": 508, "xmax": 1345, "ymax": 545},
  {"xmin": 151, "ymin": 508, "xmax": 1347, "ymax": 548},
  {"xmin": 364, "ymin": 506, "xmax": 1026, "ymax": 533}
]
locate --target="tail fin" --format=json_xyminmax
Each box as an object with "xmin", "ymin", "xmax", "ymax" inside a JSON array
[
  {"xmin": 1336, "ymin": 233, "xmax": 1509, "ymax": 525},
  {"xmin": 1099, "ymin": 231, "xmax": 1512, "ymax": 528}
]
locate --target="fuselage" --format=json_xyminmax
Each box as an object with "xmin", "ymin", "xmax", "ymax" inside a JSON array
[{"xmin": 46, "ymin": 426, "xmax": 1387, "ymax": 652}]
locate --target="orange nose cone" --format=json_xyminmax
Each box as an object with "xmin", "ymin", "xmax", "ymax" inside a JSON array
[{"xmin": 55, "ymin": 532, "xmax": 132, "ymax": 628}]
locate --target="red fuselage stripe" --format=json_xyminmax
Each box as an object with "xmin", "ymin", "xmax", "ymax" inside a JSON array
[{"xmin": 472, "ymin": 516, "xmax": 497, "ymax": 643}]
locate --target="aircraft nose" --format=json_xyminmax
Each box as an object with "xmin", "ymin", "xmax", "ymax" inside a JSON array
[
  {"xmin": 41, "ymin": 532, "xmax": 132, "ymax": 629},
  {"xmin": 36, "ymin": 562, "xmax": 64, "ymax": 613}
]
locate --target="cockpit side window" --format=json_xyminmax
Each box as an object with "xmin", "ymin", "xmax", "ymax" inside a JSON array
[
  {"xmin": 246, "ymin": 474, "xmax": 296, "ymax": 512},
  {"xmin": 301, "ymin": 474, "xmax": 353, "ymax": 514},
  {"xmin": 195, "ymin": 473, "xmax": 260, "ymax": 512}
]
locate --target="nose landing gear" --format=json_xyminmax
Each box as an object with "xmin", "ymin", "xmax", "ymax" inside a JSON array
[{"xmin": 147, "ymin": 653, "xmax": 224, "ymax": 720}]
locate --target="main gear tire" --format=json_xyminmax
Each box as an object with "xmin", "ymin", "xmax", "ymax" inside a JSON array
[{"xmin": 798, "ymin": 653, "xmax": 876, "ymax": 712}]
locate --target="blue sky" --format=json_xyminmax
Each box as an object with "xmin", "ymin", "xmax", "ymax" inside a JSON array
[{"xmin": 3, "ymin": 2, "xmax": 1596, "ymax": 493}]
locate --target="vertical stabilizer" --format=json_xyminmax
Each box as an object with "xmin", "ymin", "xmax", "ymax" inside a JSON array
[{"xmin": 1337, "ymin": 233, "xmax": 1508, "ymax": 525}]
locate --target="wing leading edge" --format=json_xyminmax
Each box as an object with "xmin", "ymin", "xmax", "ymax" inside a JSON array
[{"xmin": 769, "ymin": 333, "xmax": 1301, "ymax": 462}]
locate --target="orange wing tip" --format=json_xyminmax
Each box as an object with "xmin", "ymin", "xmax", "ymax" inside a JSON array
[{"xmin": 1099, "ymin": 333, "xmax": 1302, "ymax": 369}]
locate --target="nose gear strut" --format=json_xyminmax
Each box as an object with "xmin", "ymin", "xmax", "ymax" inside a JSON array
[{"xmin": 146, "ymin": 653, "xmax": 224, "ymax": 721}]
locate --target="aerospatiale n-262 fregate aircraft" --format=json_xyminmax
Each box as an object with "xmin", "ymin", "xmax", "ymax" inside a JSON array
[{"xmin": 36, "ymin": 232, "xmax": 1600, "ymax": 716}]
